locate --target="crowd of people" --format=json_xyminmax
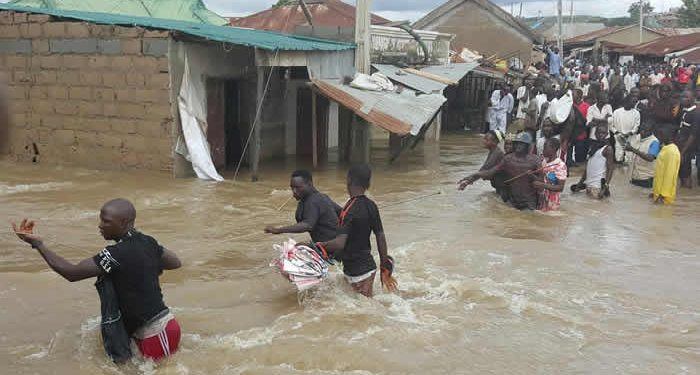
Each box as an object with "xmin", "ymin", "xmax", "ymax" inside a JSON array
[{"xmin": 474, "ymin": 46, "xmax": 699, "ymax": 210}]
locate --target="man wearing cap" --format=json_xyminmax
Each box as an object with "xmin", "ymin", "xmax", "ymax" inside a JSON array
[{"xmin": 460, "ymin": 132, "xmax": 543, "ymax": 210}]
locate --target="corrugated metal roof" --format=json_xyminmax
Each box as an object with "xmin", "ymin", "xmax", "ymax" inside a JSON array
[
  {"xmin": 0, "ymin": 4, "xmax": 355, "ymax": 51},
  {"xmin": 421, "ymin": 62, "xmax": 480, "ymax": 84},
  {"xmin": 620, "ymin": 32, "xmax": 700, "ymax": 56},
  {"xmin": 372, "ymin": 64, "xmax": 447, "ymax": 94},
  {"xmin": 313, "ymin": 79, "xmax": 446, "ymax": 136},
  {"xmin": 678, "ymin": 48, "xmax": 700, "ymax": 64},
  {"xmin": 8, "ymin": 0, "xmax": 227, "ymax": 25},
  {"xmin": 230, "ymin": 0, "xmax": 391, "ymax": 34}
]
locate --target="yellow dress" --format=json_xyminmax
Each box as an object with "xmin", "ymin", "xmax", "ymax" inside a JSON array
[{"xmin": 652, "ymin": 143, "xmax": 681, "ymax": 204}]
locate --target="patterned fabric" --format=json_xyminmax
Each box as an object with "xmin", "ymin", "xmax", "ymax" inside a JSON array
[{"xmin": 539, "ymin": 158, "xmax": 567, "ymax": 212}]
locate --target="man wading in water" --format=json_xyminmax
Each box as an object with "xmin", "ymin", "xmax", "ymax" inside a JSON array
[
  {"xmin": 318, "ymin": 164, "xmax": 394, "ymax": 297},
  {"xmin": 264, "ymin": 170, "xmax": 341, "ymax": 243},
  {"xmin": 459, "ymin": 132, "xmax": 543, "ymax": 210},
  {"xmin": 12, "ymin": 198, "xmax": 182, "ymax": 361}
]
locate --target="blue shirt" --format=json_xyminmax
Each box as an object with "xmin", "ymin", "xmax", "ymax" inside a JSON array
[
  {"xmin": 647, "ymin": 140, "xmax": 660, "ymax": 157},
  {"xmin": 548, "ymin": 51, "xmax": 561, "ymax": 76}
]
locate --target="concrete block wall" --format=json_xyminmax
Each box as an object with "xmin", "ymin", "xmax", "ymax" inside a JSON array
[{"xmin": 0, "ymin": 11, "xmax": 174, "ymax": 171}]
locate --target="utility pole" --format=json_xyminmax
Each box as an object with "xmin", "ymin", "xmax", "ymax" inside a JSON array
[
  {"xmin": 519, "ymin": 2, "xmax": 523, "ymax": 18},
  {"xmin": 557, "ymin": 0, "xmax": 563, "ymax": 52},
  {"xmin": 355, "ymin": 0, "xmax": 371, "ymax": 74},
  {"xmin": 639, "ymin": 0, "xmax": 644, "ymax": 44}
]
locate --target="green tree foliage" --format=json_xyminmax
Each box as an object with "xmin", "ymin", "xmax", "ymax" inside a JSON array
[
  {"xmin": 628, "ymin": 1, "xmax": 654, "ymax": 21},
  {"xmin": 273, "ymin": 0, "xmax": 296, "ymax": 7},
  {"xmin": 678, "ymin": 0, "xmax": 700, "ymax": 27}
]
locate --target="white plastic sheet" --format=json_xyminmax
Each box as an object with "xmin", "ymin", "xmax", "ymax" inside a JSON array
[
  {"xmin": 270, "ymin": 239, "xmax": 330, "ymax": 291},
  {"xmin": 177, "ymin": 56, "xmax": 224, "ymax": 182},
  {"xmin": 549, "ymin": 90, "xmax": 573, "ymax": 125}
]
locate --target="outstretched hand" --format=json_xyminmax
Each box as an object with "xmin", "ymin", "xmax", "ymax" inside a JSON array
[
  {"xmin": 264, "ymin": 226, "xmax": 281, "ymax": 235},
  {"xmin": 11, "ymin": 219, "xmax": 42, "ymax": 246},
  {"xmin": 457, "ymin": 176, "xmax": 476, "ymax": 190}
]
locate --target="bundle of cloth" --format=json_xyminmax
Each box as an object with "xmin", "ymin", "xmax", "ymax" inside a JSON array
[{"xmin": 270, "ymin": 239, "xmax": 331, "ymax": 291}]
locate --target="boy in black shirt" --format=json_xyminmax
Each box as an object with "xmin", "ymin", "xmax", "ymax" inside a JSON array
[
  {"xmin": 265, "ymin": 170, "xmax": 341, "ymax": 242},
  {"xmin": 319, "ymin": 165, "xmax": 394, "ymax": 297},
  {"xmin": 12, "ymin": 198, "xmax": 182, "ymax": 361}
]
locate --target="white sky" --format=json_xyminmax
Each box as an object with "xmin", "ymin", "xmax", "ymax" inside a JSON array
[{"xmin": 205, "ymin": 0, "xmax": 684, "ymax": 21}]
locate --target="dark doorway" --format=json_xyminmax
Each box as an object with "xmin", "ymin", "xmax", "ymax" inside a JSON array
[
  {"xmin": 296, "ymin": 87, "xmax": 329, "ymax": 161},
  {"xmin": 207, "ymin": 79, "xmax": 242, "ymax": 170}
]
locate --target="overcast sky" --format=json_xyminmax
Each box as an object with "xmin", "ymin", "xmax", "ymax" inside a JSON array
[{"xmin": 206, "ymin": 0, "xmax": 684, "ymax": 21}]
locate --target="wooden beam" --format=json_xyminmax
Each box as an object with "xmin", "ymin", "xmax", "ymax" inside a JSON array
[
  {"xmin": 402, "ymin": 68, "xmax": 457, "ymax": 85},
  {"xmin": 311, "ymin": 90, "xmax": 318, "ymax": 168},
  {"xmin": 251, "ymin": 66, "xmax": 265, "ymax": 182}
]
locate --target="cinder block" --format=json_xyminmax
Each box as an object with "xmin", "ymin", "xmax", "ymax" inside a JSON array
[
  {"xmin": 5, "ymin": 55, "xmax": 28, "ymax": 68},
  {"xmin": 54, "ymin": 101, "xmax": 80, "ymax": 115},
  {"xmin": 34, "ymin": 70, "xmax": 57, "ymax": 85},
  {"xmin": 143, "ymin": 38, "xmax": 168, "ymax": 56},
  {"xmin": 43, "ymin": 22, "xmax": 66, "ymax": 38},
  {"xmin": 8, "ymin": 85, "xmax": 28, "ymax": 100},
  {"xmin": 28, "ymin": 14, "xmax": 51, "ymax": 23},
  {"xmin": 0, "ymin": 12, "xmax": 13, "ymax": 25},
  {"xmin": 47, "ymin": 86, "xmax": 68, "ymax": 99},
  {"xmin": 13, "ymin": 12, "xmax": 27, "ymax": 24},
  {"xmin": 55, "ymin": 129, "xmax": 76, "ymax": 146},
  {"xmin": 145, "ymin": 72, "xmax": 170, "ymax": 89},
  {"xmin": 144, "ymin": 104, "xmax": 172, "ymax": 120},
  {"xmin": 63, "ymin": 55, "xmax": 89, "ymax": 69},
  {"xmin": 111, "ymin": 118, "xmax": 138, "ymax": 134},
  {"xmin": 132, "ymin": 56, "xmax": 158, "ymax": 71},
  {"xmin": 31, "ymin": 39, "xmax": 50, "ymax": 54},
  {"xmin": 87, "ymin": 55, "xmax": 111, "ymax": 68},
  {"xmin": 19, "ymin": 23, "xmax": 42, "ymax": 38},
  {"xmin": 31, "ymin": 100, "xmax": 53, "ymax": 115},
  {"xmin": 125, "ymin": 73, "xmax": 145, "ymax": 87},
  {"xmin": 0, "ymin": 39, "xmax": 32, "ymax": 54},
  {"xmin": 29, "ymin": 85, "xmax": 47, "ymax": 99},
  {"xmin": 114, "ymin": 26, "xmax": 142, "ymax": 38},
  {"xmin": 89, "ymin": 24, "xmax": 114, "ymax": 38},
  {"xmin": 69, "ymin": 87, "xmax": 92, "ymax": 100},
  {"xmin": 122, "ymin": 134, "xmax": 148, "ymax": 151},
  {"xmin": 12, "ymin": 70, "xmax": 32, "ymax": 84},
  {"xmin": 65, "ymin": 22, "xmax": 90, "ymax": 38},
  {"xmin": 143, "ymin": 29, "xmax": 168, "ymax": 38},
  {"xmin": 0, "ymin": 25, "xmax": 21, "ymax": 38},
  {"xmin": 98, "ymin": 39, "xmax": 121, "ymax": 54},
  {"xmin": 57, "ymin": 70, "xmax": 80, "ymax": 85},
  {"xmin": 42, "ymin": 115, "xmax": 63, "ymax": 129},
  {"xmin": 79, "ymin": 101, "xmax": 103, "ymax": 116},
  {"xmin": 111, "ymin": 55, "xmax": 133, "ymax": 70},
  {"xmin": 103, "ymin": 103, "xmax": 118, "ymax": 117},
  {"xmin": 79, "ymin": 71, "xmax": 101, "ymax": 85},
  {"xmin": 102, "ymin": 72, "xmax": 126, "ymax": 88},
  {"xmin": 50, "ymin": 38, "xmax": 98, "ymax": 54},
  {"xmin": 156, "ymin": 57, "xmax": 169, "ymax": 72},
  {"xmin": 39, "ymin": 55, "xmax": 61, "ymax": 69},
  {"xmin": 120, "ymin": 38, "xmax": 141, "ymax": 54},
  {"xmin": 83, "ymin": 118, "xmax": 111, "ymax": 132},
  {"xmin": 116, "ymin": 103, "xmax": 146, "ymax": 119}
]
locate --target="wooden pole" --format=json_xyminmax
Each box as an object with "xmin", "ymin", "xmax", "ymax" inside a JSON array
[
  {"xmin": 251, "ymin": 66, "xmax": 265, "ymax": 182},
  {"xmin": 355, "ymin": 0, "xmax": 371, "ymax": 74},
  {"xmin": 311, "ymin": 90, "xmax": 318, "ymax": 167},
  {"xmin": 557, "ymin": 0, "xmax": 563, "ymax": 52}
]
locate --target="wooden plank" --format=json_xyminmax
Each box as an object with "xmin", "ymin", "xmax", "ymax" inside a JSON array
[
  {"xmin": 402, "ymin": 67, "xmax": 457, "ymax": 85},
  {"xmin": 312, "ymin": 90, "xmax": 318, "ymax": 168},
  {"xmin": 251, "ymin": 67, "xmax": 264, "ymax": 182}
]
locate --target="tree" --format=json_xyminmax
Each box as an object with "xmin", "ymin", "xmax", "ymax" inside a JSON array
[
  {"xmin": 628, "ymin": 1, "xmax": 654, "ymax": 22},
  {"xmin": 273, "ymin": 0, "xmax": 296, "ymax": 7},
  {"xmin": 678, "ymin": 0, "xmax": 700, "ymax": 27}
]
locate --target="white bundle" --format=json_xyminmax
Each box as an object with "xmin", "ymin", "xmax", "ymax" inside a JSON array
[
  {"xmin": 549, "ymin": 90, "xmax": 573, "ymax": 124},
  {"xmin": 270, "ymin": 239, "xmax": 329, "ymax": 291},
  {"xmin": 350, "ymin": 73, "xmax": 395, "ymax": 92}
]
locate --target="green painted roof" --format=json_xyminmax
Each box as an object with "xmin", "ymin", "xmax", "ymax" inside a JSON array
[
  {"xmin": 0, "ymin": 4, "xmax": 355, "ymax": 51},
  {"xmin": 8, "ymin": 0, "xmax": 228, "ymax": 25}
]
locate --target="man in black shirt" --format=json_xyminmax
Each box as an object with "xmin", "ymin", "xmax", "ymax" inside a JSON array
[
  {"xmin": 319, "ymin": 165, "xmax": 393, "ymax": 297},
  {"xmin": 265, "ymin": 170, "xmax": 341, "ymax": 243},
  {"xmin": 12, "ymin": 198, "xmax": 182, "ymax": 361}
]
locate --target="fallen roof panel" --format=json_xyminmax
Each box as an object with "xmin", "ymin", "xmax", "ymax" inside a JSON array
[
  {"xmin": 313, "ymin": 79, "xmax": 446, "ymax": 136},
  {"xmin": 372, "ymin": 64, "xmax": 447, "ymax": 94},
  {"xmin": 421, "ymin": 62, "xmax": 480, "ymax": 84},
  {"xmin": 0, "ymin": 4, "xmax": 355, "ymax": 51}
]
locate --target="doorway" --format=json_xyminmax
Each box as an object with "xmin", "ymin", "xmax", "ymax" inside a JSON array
[
  {"xmin": 207, "ymin": 79, "xmax": 243, "ymax": 170},
  {"xmin": 296, "ymin": 87, "xmax": 329, "ymax": 162}
]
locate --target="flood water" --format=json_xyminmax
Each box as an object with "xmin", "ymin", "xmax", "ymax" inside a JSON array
[{"xmin": 1, "ymin": 133, "xmax": 699, "ymax": 374}]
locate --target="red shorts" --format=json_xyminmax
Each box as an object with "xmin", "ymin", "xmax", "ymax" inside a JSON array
[{"xmin": 135, "ymin": 318, "xmax": 181, "ymax": 361}]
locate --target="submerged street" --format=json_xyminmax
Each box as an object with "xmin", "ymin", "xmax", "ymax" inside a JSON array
[{"xmin": 1, "ymin": 133, "xmax": 699, "ymax": 374}]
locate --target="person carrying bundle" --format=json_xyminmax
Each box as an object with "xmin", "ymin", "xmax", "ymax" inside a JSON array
[{"xmin": 318, "ymin": 164, "xmax": 396, "ymax": 297}]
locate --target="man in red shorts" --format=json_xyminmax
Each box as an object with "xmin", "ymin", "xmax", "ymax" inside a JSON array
[{"xmin": 12, "ymin": 198, "xmax": 182, "ymax": 362}]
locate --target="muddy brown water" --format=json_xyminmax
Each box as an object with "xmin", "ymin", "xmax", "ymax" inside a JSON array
[{"xmin": 1, "ymin": 134, "xmax": 699, "ymax": 374}]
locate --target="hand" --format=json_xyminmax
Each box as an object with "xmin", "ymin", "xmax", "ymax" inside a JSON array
[
  {"xmin": 264, "ymin": 226, "xmax": 281, "ymax": 235},
  {"xmin": 11, "ymin": 219, "xmax": 43, "ymax": 246}
]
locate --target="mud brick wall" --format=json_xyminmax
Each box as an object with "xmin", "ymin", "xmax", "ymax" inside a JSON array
[{"xmin": 0, "ymin": 11, "xmax": 174, "ymax": 171}]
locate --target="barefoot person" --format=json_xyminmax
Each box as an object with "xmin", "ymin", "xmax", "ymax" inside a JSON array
[
  {"xmin": 318, "ymin": 165, "xmax": 395, "ymax": 297},
  {"xmin": 12, "ymin": 199, "xmax": 182, "ymax": 362},
  {"xmin": 265, "ymin": 170, "xmax": 341, "ymax": 242}
]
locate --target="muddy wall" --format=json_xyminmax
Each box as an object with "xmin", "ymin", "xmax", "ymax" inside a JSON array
[{"xmin": 0, "ymin": 11, "xmax": 173, "ymax": 171}]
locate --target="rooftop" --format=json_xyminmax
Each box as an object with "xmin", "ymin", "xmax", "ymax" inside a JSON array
[{"xmin": 0, "ymin": 4, "xmax": 355, "ymax": 51}]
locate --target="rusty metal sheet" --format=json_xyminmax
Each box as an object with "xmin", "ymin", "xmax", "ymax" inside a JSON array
[
  {"xmin": 372, "ymin": 64, "xmax": 447, "ymax": 94},
  {"xmin": 313, "ymin": 79, "xmax": 446, "ymax": 136}
]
